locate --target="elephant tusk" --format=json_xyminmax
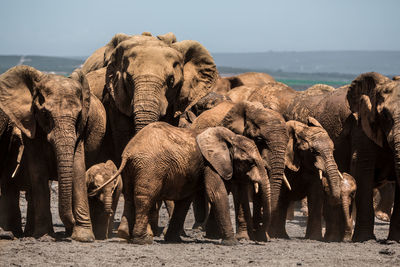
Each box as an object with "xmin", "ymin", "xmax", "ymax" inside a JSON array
[
  {"xmin": 283, "ymin": 173, "xmax": 292, "ymax": 191},
  {"xmin": 319, "ymin": 170, "xmax": 323, "ymax": 180},
  {"xmin": 338, "ymin": 171, "xmax": 344, "ymax": 181},
  {"xmin": 254, "ymin": 182, "xmax": 259, "ymax": 194},
  {"xmin": 11, "ymin": 144, "xmax": 24, "ymax": 179}
]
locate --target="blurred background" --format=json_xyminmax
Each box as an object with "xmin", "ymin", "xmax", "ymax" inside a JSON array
[{"xmin": 1, "ymin": 0, "xmax": 399, "ymax": 89}]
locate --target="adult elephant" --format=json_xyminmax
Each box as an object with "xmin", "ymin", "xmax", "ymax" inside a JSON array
[
  {"xmin": 83, "ymin": 32, "xmax": 218, "ymax": 238},
  {"xmin": 0, "ymin": 66, "xmax": 107, "ymax": 241},
  {"xmin": 211, "ymin": 72, "xmax": 275, "ymax": 94},
  {"xmin": 248, "ymin": 74, "xmax": 400, "ymax": 242},
  {"xmin": 191, "ymin": 101, "xmax": 289, "ymax": 240}
]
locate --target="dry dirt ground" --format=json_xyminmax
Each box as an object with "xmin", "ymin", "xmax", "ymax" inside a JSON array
[{"xmin": 0, "ymin": 182, "xmax": 399, "ymax": 267}]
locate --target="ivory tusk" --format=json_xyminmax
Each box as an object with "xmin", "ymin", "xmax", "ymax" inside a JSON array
[
  {"xmin": 338, "ymin": 171, "xmax": 344, "ymax": 181},
  {"xmin": 319, "ymin": 170, "xmax": 323, "ymax": 180},
  {"xmin": 283, "ymin": 173, "xmax": 292, "ymax": 191},
  {"xmin": 254, "ymin": 183, "xmax": 259, "ymax": 194}
]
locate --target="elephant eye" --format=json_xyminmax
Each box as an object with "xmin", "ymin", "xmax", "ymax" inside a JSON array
[{"xmin": 167, "ymin": 75, "xmax": 175, "ymax": 88}]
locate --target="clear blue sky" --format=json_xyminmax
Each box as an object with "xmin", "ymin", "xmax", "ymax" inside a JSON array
[{"xmin": 0, "ymin": 0, "xmax": 399, "ymax": 57}]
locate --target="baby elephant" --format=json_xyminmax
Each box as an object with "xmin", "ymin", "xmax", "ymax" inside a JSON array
[
  {"xmin": 94, "ymin": 122, "xmax": 271, "ymax": 245},
  {"xmin": 322, "ymin": 172, "xmax": 356, "ymax": 242},
  {"xmin": 86, "ymin": 160, "xmax": 122, "ymax": 240}
]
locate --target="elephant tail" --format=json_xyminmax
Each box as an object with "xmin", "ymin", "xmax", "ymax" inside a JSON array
[{"xmin": 88, "ymin": 157, "xmax": 128, "ymax": 197}]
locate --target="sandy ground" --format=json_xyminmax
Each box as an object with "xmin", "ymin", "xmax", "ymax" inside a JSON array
[{"xmin": 0, "ymin": 182, "xmax": 399, "ymax": 267}]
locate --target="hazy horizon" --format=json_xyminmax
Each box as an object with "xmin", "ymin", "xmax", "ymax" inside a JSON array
[{"xmin": 1, "ymin": 1, "xmax": 399, "ymax": 57}]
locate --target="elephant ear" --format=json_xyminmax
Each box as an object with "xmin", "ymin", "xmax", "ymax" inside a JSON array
[
  {"xmin": 347, "ymin": 72, "xmax": 389, "ymax": 147},
  {"xmin": 307, "ymin": 116, "xmax": 323, "ymax": 128},
  {"xmin": 285, "ymin": 121, "xmax": 303, "ymax": 172},
  {"xmin": 70, "ymin": 69, "xmax": 91, "ymax": 136},
  {"xmin": 221, "ymin": 101, "xmax": 265, "ymax": 136},
  {"xmin": 196, "ymin": 127, "xmax": 236, "ymax": 180},
  {"xmin": 157, "ymin": 32, "xmax": 177, "ymax": 45},
  {"xmin": 171, "ymin": 40, "xmax": 219, "ymax": 115},
  {"xmin": 103, "ymin": 33, "xmax": 132, "ymax": 67},
  {"xmin": 0, "ymin": 65, "xmax": 42, "ymax": 138}
]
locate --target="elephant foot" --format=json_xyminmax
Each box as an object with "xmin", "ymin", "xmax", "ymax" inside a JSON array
[
  {"xmin": 235, "ymin": 231, "xmax": 250, "ymax": 241},
  {"xmin": 192, "ymin": 222, "xmax": 205, "ymax": 231},
  {"xmin": 253, "ymin": 229, "xmax": 270, "ymax": 242},
  {"xmin": 352, "ymin": 231, "xmax": 376, "ymax": 242},
  {"xmin": 164, "ymin": 233, "xmax": 183, "ymax": 243},
  {"xmin": 221, "ymin": 237, "xmax": 239, "ymax": 246},
  {"xmin": 32, "ymin": 227, "xmax": 54, "ymax": 240},
  {"xmin": 71, "ymin": 226, "xmax": 95, "ymax": 242},
  {"xmin": 0, "ymin": 228, "xmax": 14, "ymax": 240},
  {"xmin": 387, "ymin": 232, "xmax": 400, "ymax": 243},
  {"xmin": 375, "ymin": 211, "xmax": 391, "ymax": 222},
  {"xmin": 323, "ymin": 233, "xmax": 341, "ymax": 242},
  {"xmin": 132, "ymin": 235, "xmax": 153, "ymax": 245},
  {"xmin": 305, "ymin": 232, "xmax": 322, "ymax": 241},
  {"xmin": 269, "ymin": 228, "xmax": 289, "ymax": 239},
  {"xmin": 117, "ymin": 222, "xmax": 131, "ymax": 240}
]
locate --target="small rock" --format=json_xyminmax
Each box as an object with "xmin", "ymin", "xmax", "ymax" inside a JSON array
[{"xmin": 379, "ymin": 248, "xmax": 395, "ymax": 256}]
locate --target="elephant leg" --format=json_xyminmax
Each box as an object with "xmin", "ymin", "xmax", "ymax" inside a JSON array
[
  {"xmin": 388, "ymin": 184, "xmax": 400, "ymax": 241},
  {"xmin": 71, "ymin": 141, "xmax": 94, "ymax": 242},
  {"xmin": 118, "ymin": 169, "xmax": 134, "ymax": 240},
  {"xmin": 204, "ymin": 166, "xmax": 237, "ymax": 246},
  {"xmin": 269, "ymin": 195, "xmax": 290, "ymax": 239},
  {"xmin": 305, "ymin": 185, "xmax": 323, "ymax": 240},
  {"xmin": 286, "ymin": 201, "xmax": 294, "ymax": 220},
  {"xmin": 132, "ymin": 194, "xmax": 155, "ymax": 245},
  {"xmin": 24, "ymin": 190, "xmax": 35, "ymax": 236},
  {"xmin": 232, "ymin": 183, "xmax": 253, "ymax": 240},
  {"xmin": 192, "ymin": 190, "xmax": 207, "ymax": 230},
  {"xmin": 252, "ymin": 190, "xmax": 264, "ymax": 240},
  {"xmin": 164, "ymin": 197, "xmax": 192, "ymax": 243},
  {"xmin": 149, "ymin": 201, "xmax": 160, "ymax": 237},
  {"xmin": 0, "ymin": 184, "xmax": 22, "ymax": 237},
  {"xmin": 352, "ymin": 130, "xmax": 376, "ymax": 242},
  {"xmin": 375, "ymin": 183, "xmax": 394, "ymax": 222}
]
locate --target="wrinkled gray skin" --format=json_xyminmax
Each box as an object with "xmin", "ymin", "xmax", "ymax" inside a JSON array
[
  {"xmin": 374, "ymin": 182, "xmax": 394, "ymax": 222},
  {"xmin": 94, "ymin": 122, "xmax": 271, "ymax": 245},
  {"xmin": 83, "ymin": 32, "xmax": 218, "ymax": 238},
  {"xmin": 86, "ymin": 160, "xmax": 122, "ymax": 240},
  {"xmin": 0, "ymin": 66, "xmax": 107, "ymax": 242},
  {"xmin": 270, "ymin": 118, "xmax": 342, "ymax": 240},
  {"xmin": 248, "ymin": 73, "xmax": 400, "ymax": 242}
]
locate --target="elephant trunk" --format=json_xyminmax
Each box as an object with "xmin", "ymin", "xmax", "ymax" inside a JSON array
[
  {"xmin": 50, "ymin": 116, "xmax": 78, "ymax": 229},
  {"xmin": 323, "ymin": 154, "xmax": 342, "ymax": 204},
  {"xmin": 104, "ymin": 189, "xmax": 113, "ymax": 215},
  {"xmin": 257, "ymin": 165, "xmax": 272, "ymax": 233},
  {"xmin": 133, "ymin": 75, "xmax": 164, "ymax": 133},
  {"xmin": 393, "ymin": 117, "xmax": 400, "ymax": 187},
  {"xmin": 267, "ymin": 140, "xmax": 287, "ymax": 216}
]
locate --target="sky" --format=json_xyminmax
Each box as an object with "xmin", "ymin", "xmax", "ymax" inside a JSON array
[{"xmin": 0, "ymin": 0, "xmax": 399, "ymax": 57}]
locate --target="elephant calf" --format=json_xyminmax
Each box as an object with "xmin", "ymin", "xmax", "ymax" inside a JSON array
[
  {"xmin": 92, "ymin": 122, "xmax": 271, "ymax": 245},
  {"xmin": 86, "ymin": 160, "xmax": 122, "ymax": 240}
]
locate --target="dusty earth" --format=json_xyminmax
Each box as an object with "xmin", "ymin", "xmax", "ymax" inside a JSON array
[{"xmin": 0, "ymin": 182, "xmax": 399, "ymax": 267}]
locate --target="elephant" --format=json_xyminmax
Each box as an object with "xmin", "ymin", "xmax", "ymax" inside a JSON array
[
  {"xmin": 82, "ymin": 32, "xmax": 218, "ymax": 238},
  {"xmin": 0, "ymin": 66, "xmax": 107, "ymax": 241},
  {"xmin": 191, "ymin": 101, "xmax": 289, "ymax": 240},
  {"xmin": 86, "ymin": 160, "xmax": 122, "ymax": 240},
  {"xmin": 247, "ymin": 73, "xmax": 400, "ymax": 242},
  {"xmin": 322, "ymin": 172, "xmax": 356, "ymax": 242},
  {"xmin": 269, "ymin": 118, "xmax": 344, "ymax": 240},
  {"xmin": 211, "ymin": 72, "xmax": 275, "ymax": 94},
  {"xmin": 0, "ymin": 112, "xmax": 26, "ymax": 238},
  {"xmin": 90, "ymin": 122, "xmax": 271, "ymax": 245}
]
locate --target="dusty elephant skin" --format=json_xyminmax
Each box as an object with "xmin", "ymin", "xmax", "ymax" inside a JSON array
[
  {"xmin": 247, "ymin": 74, "xmax": 400, "ymax": 242},
  {"xmin": 95, "ymin": 122, "xmax": 271, "ymax": 245},
  {"xmin": 0, "ymin": 66, "xmax": 107, "ymax": 242}
]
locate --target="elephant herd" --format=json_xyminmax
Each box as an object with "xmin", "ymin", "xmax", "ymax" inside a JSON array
[{"xmin": 0, "ymin": 32, "xmax": 398, "ymax": 246}]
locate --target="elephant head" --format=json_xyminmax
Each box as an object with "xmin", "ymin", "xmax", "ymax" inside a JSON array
[
  {"xmin": 285, "ymin": 117, "xmax": 341, "ymax": 203},
  {"xmin": 347, "ymin": 72, "xmax": 400, "ymax": 183},
  {"xmin": 196, "ymin": 126, "xmax": 271, "ymax": 235},
  {"xmin": 221, "ymin": 101, "xmax": 288, "ymax": 219},
  {"xmin": 86, "ymin": 160, "xmax": 122, "ymax": 239},
  {"xmin": 0, "ymin": 65, "xmax": 103, "ymax": 230},
  {"xmin": 322, "ymin": 172, "xmax": 356, "ymax": 241},
  {"xmin": 103, "ymin": 33, "xmax": 218, "ymax": 133}
]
